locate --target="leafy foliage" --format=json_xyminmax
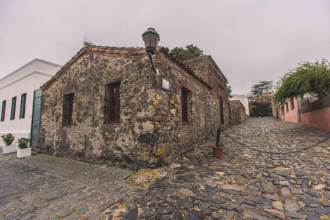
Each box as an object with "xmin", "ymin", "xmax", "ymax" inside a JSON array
[
  {"xmin": 17, "ymin": 137, "xmax": 31, "ymax": 149},
  {"xmin": 275, "ymin": 59, "xmax": 330, "ymax": 104},
  {"xmin": 170, "ymin": 44, "xmax": 203, "ymax": 60},
  {"xmin": 248, "ymin": 81, "xmax": 274, "ymax": 102},
  {"xmin": 248, "ymin": 81, "xmax": 273, "ymax": 117},
  {"xmin": 227, "ymin": 85, "xmax": 233, "ymax": 98},
  {"xmin": 215, "ymin": 142, "xmax": 224, "ymax": 148},
  {"xmin": 1, "ymin": 133, "xmax": 15, "ymax": 146},
  {"xmin": 256, "ymin": 91, "xmax": 273, "ymax": 103},
  {"xmin": 249, "ymin": 102, "xmax": 273, "ymax": 117}
]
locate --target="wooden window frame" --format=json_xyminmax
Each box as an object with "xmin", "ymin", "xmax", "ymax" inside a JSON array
[
  {"xmin": 10, "ymin": 96, "xmax": 17, "ymax": 120},
  {"xmin": 19, "ymin": 93, "xmax": 27, "ymax": 119},
  {"xmin": 290, "ymin": 98, "xmax": 295, "ymax": 110},
  {"xmin": 182, "ymin": 88, "xmax": 190, "ymax": 123},
  {"xmin": 220, "ymin": 96, "xmax": 224, "ymax": 125},
  {"xmin": 105, "ymin": 81, "xmax": 121, "ymax": 124},
  {"xmin": 62, "ymin": 93, "xmax": 74, "ymax": 126},
  {"xmin": 286, "ymin": 102, "xmax": 289, "ymax": 112},
  {"xmin": 1, "ymin": 100, "xmax": 6, "ymax": 122}
]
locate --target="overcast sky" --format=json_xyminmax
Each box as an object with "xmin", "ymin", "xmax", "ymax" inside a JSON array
[{"xmin": 1, "ymin": 0, "xmax": 329, "ymax": 95}]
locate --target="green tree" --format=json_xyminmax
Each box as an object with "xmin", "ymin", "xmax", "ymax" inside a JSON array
[
  {"xmin": 248, "ymin": 81, "xmax": 274, "ymax": 117},
  {"xmin": 170, "ymin": 44, "xmax": 203, "ymax": 60},
  {"xmin": 227, "ymin": 85, "xmax": 233, "ymax": 98},
  {"xmin": 275, "ymin": 59, "xmax": 330, "ymax": 104},
  {"xmin": 248, "ymin": 81, "xmax": 273, "ymax": 102}
]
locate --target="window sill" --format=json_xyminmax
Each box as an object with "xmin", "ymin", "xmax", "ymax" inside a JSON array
[
  {"xmin": 182, "ymin": 122, "xmax": 191, "ymax": 125},
  {"xmin": 107, "ymin": 121, "xmax": 121, "ymax": 124}
]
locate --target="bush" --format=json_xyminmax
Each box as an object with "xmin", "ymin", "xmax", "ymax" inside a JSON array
[
  {"xmin": 216, "ymin": 142, "xmax": 224, "ymax": 147},
  {"xmin": 275, "ymin": 59, "xmax": 330, "ymax": 104},
  {"xmin": 1, "ymin": 134, "xmax": 15, "ymax": 146},
  {"xmin": 17, "ymin": 137, "xmax": 31, "ymax": 149}
]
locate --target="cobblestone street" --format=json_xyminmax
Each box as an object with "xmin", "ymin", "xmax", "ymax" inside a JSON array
[
  {"xmin": 1, "ymin": 117, "xmax": 330, "ymax": 219},
  {"xmin": 0, "ymin": 153, "xmax": 134, "ymax": 220}
]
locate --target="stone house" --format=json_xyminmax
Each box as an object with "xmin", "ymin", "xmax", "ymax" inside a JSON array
[
  {"xmin": 230, "ymin": 94, "xmax": 249, "ymax": 116},
  {"xmin": 39, "ymin": 43, "xmax": 230, "ymax": 168},
  {"xmin": 229, "ymin": 100, "xmax": 246, "ymax": 126}
]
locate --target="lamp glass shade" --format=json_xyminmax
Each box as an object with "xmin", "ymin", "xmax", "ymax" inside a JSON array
[{"xmin": 142, "ymin": 28, "xmax": 160, "ymax": 54}]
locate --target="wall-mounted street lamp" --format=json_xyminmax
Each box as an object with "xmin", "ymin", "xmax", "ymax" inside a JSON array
[{"xmin": 142, "ymin": 28, "xmax": 160, "ymax": 55}]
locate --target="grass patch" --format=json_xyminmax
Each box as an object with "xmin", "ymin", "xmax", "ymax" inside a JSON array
[
  {"xmin": 123, "ymin": 173, "xmax": 135, "ymax": 180},
  {"xmin": 118, "ymin": 163, "xmax": 127, "ymax": 169}
]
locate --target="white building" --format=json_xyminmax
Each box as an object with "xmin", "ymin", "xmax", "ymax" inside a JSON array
[
  {"xmin": 0, "ymin": 59, "xmax": 61, "ymax": 148},
  {"xmin": 230, "ymin": 94, "xmax": 250, "ymax": 115}
]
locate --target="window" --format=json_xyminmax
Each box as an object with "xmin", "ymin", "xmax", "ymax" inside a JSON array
[
  {"xmin": 281, "ymin": 106, "xmax": 284, "ymax": 115},
  {"xmin": 286, "ymin": 102, "xmax": 289, "ymax": 112},
  {"xmin": 182, "ymin": 88, "xmax": 190, "ymax": 122},
  {"xmin": 19, "ymin": 93, "xmax": 27, "ymax": 119},
  {"xmin": 62, "ymin": 93, "xmax": 74, "ymax": 126},
  {"xmin": 220, "ymin": 96, "xmax": 224, "ymax": 125},
  {"xmin": 10, "ymin": 97, "xmax": 17, "ymax": 120},
  {"xmin": 290, "ymin": 98, "xmax": 295, "ymax": 110},
  {"xmin": 105, "ymin": 81, "xmax": 120, "ymax": 123},
  {"xmin": 1, "ymin": 101, "xmax": 6, "ymax": 121}
]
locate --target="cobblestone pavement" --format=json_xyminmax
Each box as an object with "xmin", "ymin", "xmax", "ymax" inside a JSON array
[
  {"xmin": 0, "ymin": 152, "xmax": 134, "ymax": 220},
  {"xmin": 109, "ymin": 117, "xmax": 330, "ymax": 220},
  {"xmin": 1, "ymin": 117, "xmax": 330, "ymax": 220}
]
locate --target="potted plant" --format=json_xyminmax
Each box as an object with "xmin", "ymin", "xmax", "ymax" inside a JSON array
[
  {"xmin": 213, "ymin": 142, "xmax": 224, "ymax": 158},
  {"xmin": 1, "ymin": 133, "xmax": 16, "ymax": 154},
  {"xmin": 16, "ymin": 137, "xmax": 31, "ymax": 158}
]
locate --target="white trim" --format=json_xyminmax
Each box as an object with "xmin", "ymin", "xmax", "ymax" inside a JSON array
[
  {"xmin": 35, "ymin": 59, "xmax": 62, "ymax": 68},
  {"xmin": 0, "ymin": 59, "xmax": 61, "ymax": 82},
  {"xmin": 0, "ymin": 71, "xmax": 53, "ymax": 90}
]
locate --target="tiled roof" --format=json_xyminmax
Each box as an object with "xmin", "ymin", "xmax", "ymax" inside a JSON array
[
  {"xmin": 158, "ymin": 48, "xmax": 213, "ymax": 89},
  {"xmin": 184, "ymin": 55, "xmax": 228, "ymax": 83},
  {"xmin": 41, "ymin": 45, "xmax": 213, "ymax": 90}
]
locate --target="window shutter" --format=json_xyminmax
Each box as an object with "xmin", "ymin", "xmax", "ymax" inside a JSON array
[
  {"xmin": 1, "ymin": 101, "xmax": 6, "ymax": 121},
  {"xmin": 63, "ymin": 93, "xmax": 74, "ymax": 126},
  {"xmin": 104, "ymin": 84, "xmax": 110, "ymax": 123},
  {"xmin": 220, "ymin": 96, "xmax": 224, "ymax": 125},
  {"xmin": 20, "ymin": 93, "xmax": 27, "ymax": 119},
  {"xmin": 105, "ymin": 81, "xmax": 121, "ymax": 123},
  {"xmin": 10, "ymin": 97, "xmax": 16, "ymax": 120},
  {"xmin": 182, "ymin": 88, "xmax": 189, "ymax": 122}
]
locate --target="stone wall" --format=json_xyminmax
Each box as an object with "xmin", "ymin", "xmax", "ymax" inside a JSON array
[
  {"xmin": 156, "ymin": 54, "xmax": 229, "ymax": 153},
  {"xmin": 229, "ymin": 100, "xmax": 246, "ymax": 126},
  {"xmin": 39, "ymin": 46, "xmax": 230, "ymax": 168},
  {"xmin": 152, "ymin": 52, "xmax": 229, "ymax": 156},
  {"xmin": 39, "ymin": 50, "xmax": 162, "ymax": 168}
]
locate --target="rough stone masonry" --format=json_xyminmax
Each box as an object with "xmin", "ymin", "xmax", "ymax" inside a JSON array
[{"xmin": 39, "ymin": 44, "xmax": 231, "ymax": 168}]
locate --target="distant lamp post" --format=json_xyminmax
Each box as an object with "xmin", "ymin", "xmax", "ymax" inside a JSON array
[{"xmin": 142, "ymin": 28, "xmax": 160, "ymax": 55}]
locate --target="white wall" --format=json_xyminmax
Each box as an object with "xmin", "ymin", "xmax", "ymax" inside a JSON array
[
  {"xmin": 230, "ymin": 95, "xmax": 249, "ymax": 115},
  {"xmin": 0, "ymin": 59, "xmax": 61, "ymax": 147}
]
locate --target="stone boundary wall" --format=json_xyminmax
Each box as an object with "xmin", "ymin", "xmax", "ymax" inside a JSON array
[
  {"xmin": 301, "ymin": 94, "xmax": 330, "ymax": 114},
  {"xmin": 229, "ymin": 100, "xmax": 246, "ymax": 126}
]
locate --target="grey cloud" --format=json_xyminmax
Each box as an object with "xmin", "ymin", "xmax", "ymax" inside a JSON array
[{"xmin": 0, "ymin": 0, "xmax": 329, "ymax": 94}]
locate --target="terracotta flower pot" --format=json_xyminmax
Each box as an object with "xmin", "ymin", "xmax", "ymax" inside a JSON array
[{"xmin": 213, "ymin": 147, "xmax": 223, "ymax": 158}]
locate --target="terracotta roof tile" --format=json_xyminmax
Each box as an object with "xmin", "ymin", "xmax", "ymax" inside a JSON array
[{"xmin": 41, "ymin": 45, "xmax": 213, "ymax": 90}]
